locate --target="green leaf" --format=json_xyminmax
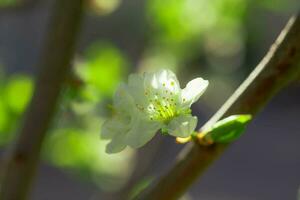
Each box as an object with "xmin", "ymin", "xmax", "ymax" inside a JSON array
[{"xmin": 204, "ymin": 115, "xmax": 252, "ymax": 143}]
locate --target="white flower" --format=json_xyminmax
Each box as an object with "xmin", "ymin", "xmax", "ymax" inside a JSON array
[{"xmin": 101, "ymin": 69, "xmax": 208, "ymax": 153}]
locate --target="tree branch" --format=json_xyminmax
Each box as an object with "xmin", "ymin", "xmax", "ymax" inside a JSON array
[
  {"xmin": 0, "ymin": 0, "xmax": 84, "ymax": 199},
  {"xmin": 134, "ymin": 13, "xmax": 300, "ymax": 200}
]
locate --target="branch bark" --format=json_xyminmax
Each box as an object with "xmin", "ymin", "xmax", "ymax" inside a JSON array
[
  {"xmin": 134, "ymin": 13, "xmax": 300, "ymax": 200},
  {"xmin": 0, "ymin": 0, "xmax": 84, "ymax": 199}
]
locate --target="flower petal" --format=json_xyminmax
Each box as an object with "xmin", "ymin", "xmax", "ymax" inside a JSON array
[
  {"xmin": 126, "ymin": 112, "xmax": 162, "ymax": 148},
  {"xmin": 144, "ymin": 71, "xmax": 159, "ymax": 90},
  {"xmin": 144, "ymin": 69, "xmax": 180, "ymax": 93},
  {"xmin": 101, "ymin": 116, "xmax": 130, "ymax": 139},
  {"xmin": 167, "ymin": 115, "xmax": 198, "ymax": 137},
  {"xmin": 105, "ymin": 136, "xmax": 127, "ymax": 154},
  {"xmin": 127, "ymin": 74, "xmax": 148, "ymax": 107},
  {"xmin": 156, "ymin": 69, "xmax": 180, "ymax": 92},
  {"xmin": 102, "ymin": 117, "xmax": 129, "ymax": 153},
  {"xmin": 113, "ymin": 83, "xmax": 135, "ymax": 112},
  {"xmin": 181, "ymin": 78, "xmax": 208, "ymax": 107}
]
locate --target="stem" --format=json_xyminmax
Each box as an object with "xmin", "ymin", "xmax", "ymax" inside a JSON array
[
  {"xmin": 134, "ymin": 13, "xmax": 300, "ymax": 200},
  {"xmin": 0, "ymin": 0, "xmax": 84, "ymax": 199}
]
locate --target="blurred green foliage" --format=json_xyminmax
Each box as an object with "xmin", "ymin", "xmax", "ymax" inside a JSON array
[
  {"xmin": 0, "ymin": 74, "xmax": 33, "ymax": 144},
  {"xmin": 0, "ymin": 0, "xmax": 18, "ymax": 7},
  {"xmin": 256, "ymin": 0, "xmax": 299, "ymax": 12},
  {"xmin": 147, "ymin": 0, "xmax": 247, "ymax": 62},
  {"xmin": 4, "ymin": 75, "xmax": 33, "ymax": 114},
  {"xmin": 76, "ymin": 42, "xmax": 128, "ymax": 98},
  {"xmin": 148, "ymin": 0, "xmax": 246, "ymax": 44},
  {"xmin": 0, "ymin": 100, "xmax": 8, "ymax": 133},
  {"xmin": 44, "ymin": 127, "xmax": 134, "ymax": 190}
]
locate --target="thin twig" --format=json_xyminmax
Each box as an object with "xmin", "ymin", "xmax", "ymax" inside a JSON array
[
  {"xmin": 134, "ymin": 13, "xmax": 300, "ymax": 200},
  {"xmin": 0, "ymin": 0, "xmax": 84, "ymax": 199}
]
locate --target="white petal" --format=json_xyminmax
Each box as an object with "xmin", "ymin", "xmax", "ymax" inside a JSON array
[
  {"xmin": 156, "ymin": 69, "xmax": 178, "ymax": 84},
  {"xmin": 102, "ymin": 117, "xmax": 129, "ymax": 154},
  {"xmin": 157, "ymin": 69, "xmax": 180, "ymax": 92},
  {"xmin": 101, "ymin": 116, "xmax": 129, "ymax": 139},
  {"xmin": 144, "ymin": 71, "xmax": 159, "ymax": 89},
  {"xmin": 144, "ymin": 69, "xmax": 180, "ymax": 93},
  {"xmin": 167, "ymin": 115, "xmax": 198, "ymax": 137},
  {"xmin": 126, "ymin": 112, "xmax": 162, "ymax": 148},
  {"xmin": 127, "ymin": 74, "xmax": 148, "ymax": 107},
  {"xmin": 181, "ymin": 78, "xmax": 208, "ymax": 107},
  {"xmin": 105, "ymin": 136, "xmax": 127, "ymax": 153},
  {"xmin": 113, "ymin": 83, "xmax": 135, "ymax": 112}
]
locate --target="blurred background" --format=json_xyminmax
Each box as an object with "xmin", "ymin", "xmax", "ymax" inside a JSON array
[{"xmin": 0, "ymin": 0, "xmax": 299, "ymax": 199}]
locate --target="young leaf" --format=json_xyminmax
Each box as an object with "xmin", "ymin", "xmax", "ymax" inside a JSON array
[{"xmin": 204, "ymin": 115, "xmax": 252, "ymax": 143}]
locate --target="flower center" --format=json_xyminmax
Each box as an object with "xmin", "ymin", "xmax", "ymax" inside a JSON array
[
  {"xmin": 144, "ymin": 81, "xmax": 179, "ymax": 122},
  {"xmin": 147, "ymin": 97, "xmax": 177, "ymax": 122}
]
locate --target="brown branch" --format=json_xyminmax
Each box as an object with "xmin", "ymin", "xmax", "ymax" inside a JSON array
[
  {"xmin": 0, "ymin": 0, "xmax": 84, "ymax": 199},
  {"xmin": 134, "ymin": 13, "xmax": 300, "ymax": 200}
]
